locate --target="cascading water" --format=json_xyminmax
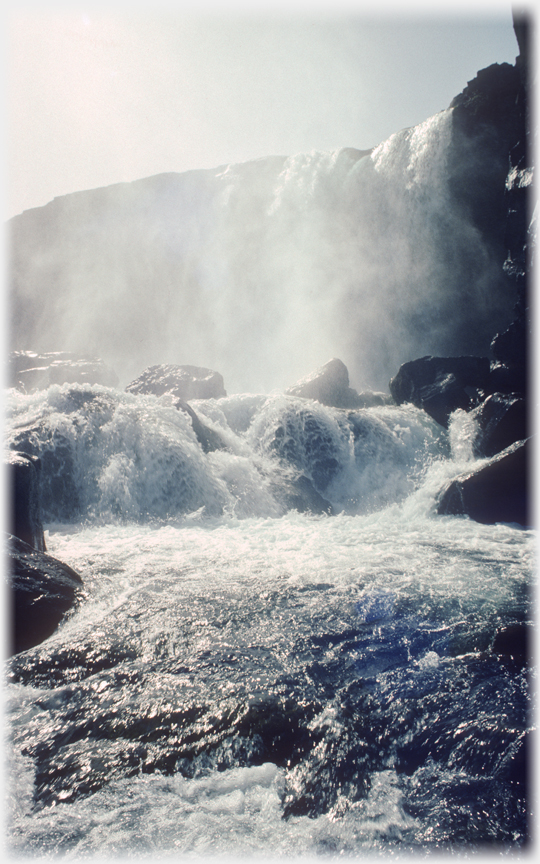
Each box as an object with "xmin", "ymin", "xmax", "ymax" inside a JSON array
[
  {"xmin": 5, "ymin": 101, "xmax": 531, "ymax": 857},
  {"xmin": 9, "ymin": 108, "xmax": 514, "ymax": 394},
  {"xmin": 5, "ymin": 378, "xmax": 532, "ymax": 856}
]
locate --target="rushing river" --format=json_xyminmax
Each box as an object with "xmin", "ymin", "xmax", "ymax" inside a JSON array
[{"xmin": 5, "ymin": 383, "xmax": 533, "ymax": 857}]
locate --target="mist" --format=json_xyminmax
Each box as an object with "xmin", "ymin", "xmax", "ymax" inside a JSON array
[{"xmin": 9, "ymin": 105, "xmax": 515, "ymax": 394}]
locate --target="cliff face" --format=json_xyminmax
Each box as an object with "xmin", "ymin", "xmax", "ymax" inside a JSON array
[
  {"xmin": 390, "ymin": 15, "xmax": 533, "ymax": 527},
  {"xmin": 447, "ymin": 12, "xmax": 532, "ymax": 381}
]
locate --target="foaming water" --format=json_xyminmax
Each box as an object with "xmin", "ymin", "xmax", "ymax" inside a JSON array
[
  {"xmin": 7, "ymin": 511, "xmax": 531, "ymax": 857},
  {"xmin": 5, "ymin": 381, "xmax": 533, "ymax": 857},
  {"xmin": 6, "ymin": 383, "xmax": 447, "ymax": 522}
]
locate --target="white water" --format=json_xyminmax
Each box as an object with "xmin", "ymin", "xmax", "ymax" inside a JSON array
[
  {"xmin": 10, "ymin": 109, "xmax": 513, "ymax": 393},
  {"xmin": 5, "ymin": 383, "xmax": 533, "ymax": 858}
]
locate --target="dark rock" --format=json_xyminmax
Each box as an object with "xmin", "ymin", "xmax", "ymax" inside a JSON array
[
  {"xmin": 492, "ymin": 622, "xmax": 529, "ymax": 668},
  {"xmin": 7, "ymin": 451, "xmax": 46, "ymax": 551},
  {"xmin": 472, "ymin": 393, "xmax": 528, "ymax": 458},
  {"xmin": 389, "ymin": 355, "xmax": 490, "ymax": 427},
  {"xmin": 126, "ymin": 364, "xmax": 226, "ymax": 401},
  {"xmin": 10, "ymin": 424, "xmax": 81, "ymax": 523},
  {"xmin": 487, "ymin": 361, "xmax": 527, "ymax": 396},
  {"xmin": 7, "ymin": 534, "xmax": 84, "ymax": 655},
  {"xmin": 491, "ymin": 317, "xmax": 528, "ymax": 372},
  {"xmin": 436, "ymin": 438, "xmax": 530, "ymax": 526},
  {"xmin": 9, "ymin": 350, "xmax": 119, "ymax": 392},
  {"xmin": 449, "ymin": 62, "xmax": 525, "ymax": 269},
  {"xmin": 263, "ymin": 404, "xmax": 343, "ymax": 493},
  {"xmin": 173, "ymin": 398, "xmax": 227, "ymax": 454},
  {"xmin": 285, "ymin": 358, "xmax": 382, "ymax": 409}
]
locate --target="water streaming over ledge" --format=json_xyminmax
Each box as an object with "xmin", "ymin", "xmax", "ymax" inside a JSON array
[
  {"xmin": 9, "ymin": 109, "xmax": 514, "ymax": 394},
  {"xmin": 5, "ymin": 381, "xmax": 533, "ymax": 857}
]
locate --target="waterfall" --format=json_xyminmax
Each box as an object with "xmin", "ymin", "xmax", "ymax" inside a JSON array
[{"xmin": 9, "ymin": 108, "xmax": 514, "ymax": 395}]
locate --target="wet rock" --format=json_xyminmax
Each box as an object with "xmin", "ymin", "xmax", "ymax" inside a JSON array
[
  {"xmin": 472, "ymin": 393, "xmax": 528, "ymax": 458},
  {"xmin": 271, "ymin": 473, "xmax": 334, "ymax": 516},
  {"xmin": 436, "ymin": 438, "xmax": 530, "ymax": 526},
  {"xmin": 7, "ymin": 534, "xmax": 84, "ymax": 655},
  {"xmin": 285, "ymin": 358, "xmax": 385, "ymax": 409},
  {"xmin": 10, "ymin": 425, "xmax": 81, "ymax": 523},
  {"xmin": 7, "ymin": 451, "xmax": 46, "ymax": 551},
  {"xmin": 492, "ymin": 623, "xmax": 529, "ymax": 668},
  {"xmin": 389, "ymin": 355, "xmax": 490, "ymax": 427},
  {"xmin": 449, "ymin": 62, "xmax": 525, "ymax": 269},
  {"xmin": 490, "ymin": 318, "xmax": 528, "ymax": 388},
  {"xmin": 126, "ymin": 364, "xmax": 226, "ymax": 401},
  {"xmin": 173, "ymin": 398, "xmax": 227, "ymax": 453},
  {"xmin": 9, "ymin": 350, "xmax": 118, "ymax": 392},
  {"xmin": 263, "ymin": 404, "xmax": 343, "ymax": 493},
  {"xmin": 487, "ymin": 361, "xmax": 527, "ymax": 396}
]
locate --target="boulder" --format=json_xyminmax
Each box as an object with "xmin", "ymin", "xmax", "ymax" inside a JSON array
[
  {"xmin": 263, "ymin": 404, "xmax": 342, "ymax": 493},
  {"xmin": 126, "ymin": 364, "xmax": 226, "ymax": 401},
  {"xmin": 7, "ymin": 534, "xmax": 84, "ymax": 655},
  {"xmin": 286, "ymin": 358, "xmax": 388, "ymax": 409},
  {"xmin": 487, "ymin": 361, "xmax": 527, "ymax": 396},
  {"xmin": 9, "ymin": 350, "xmax": 119, "ymax": 392},
  {"xmin": 492, "ymin": 622, "xmax": 529, "ymax": 669},
  {"xmin": 9, "ymin": 425, "xmax": 81, "ymax": 523},
  {"xmin": 389, "ymin": 355, "xmax": 491, "ymax": 427},
  {"xmin": 471, "ymin": 393, "xmax": 528, "ymax": 458},
  {"xmin": 436, "ymin": 438, "xmax": 530, "ymax": 526},
  {"xmin": 7, "ymin": 451, "xmax": 46, "ymax": 551}
]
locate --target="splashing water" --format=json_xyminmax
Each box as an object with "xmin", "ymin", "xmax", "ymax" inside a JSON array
[{"xmin": 5, "ymin": 379, "xmax": 533, "ymax": 857}]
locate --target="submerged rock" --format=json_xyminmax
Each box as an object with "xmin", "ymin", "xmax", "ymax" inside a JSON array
[
  {"xmin": 9, "ymin": 350, "xmax": 118, "ymax": 392},
  {"xmin": 7, "ymin": 451, "xmax": 46, "ymax": 552},
  {"xmin": 270, "ymin": 473, "xmax": 334, "ymax": 516},
  {"xmin": 126, "ymin": 364, "xmax": 226, "ymax": 401},
  {"xmin": 7, "ymin": 534, "xmax": 84, "ymax": 655},
  {"xmin": 389, "ymin": 355, "xmax": 490, "ymax": 427},
  {"xmin": 260, "ymin": 403, "xmax": 343, "ymax": 494},
  {"xmin": 173, "ymin": 398, "xmax": 228, "ymax": 454},
  {"xmin": 436, "ymin": 438, "xmax": 530, "ymax": 526}
]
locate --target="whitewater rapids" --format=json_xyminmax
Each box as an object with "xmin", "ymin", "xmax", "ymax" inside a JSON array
[{"xmin": 5, "ymin": 382, "xmax": 533, "ymax": 856}]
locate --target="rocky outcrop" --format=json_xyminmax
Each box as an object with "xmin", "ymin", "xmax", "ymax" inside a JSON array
[
  {"xmin": 126, "ymin": 364, "xmax": 226, "ymax": 401},
  {"xmin": 471, "ymin": 393, "xmax": 528, "ymax": 459},
  {"xmin": 10, "ymin": 423, "xmax": 82, "ymax": 523},
  {"xmin": 9, "ymin": 350, "xmax": 119, "ymax": 392},
  {"xmin": 7, "ymin": 534, "xmax": 84, "ymax": 655},
  {"xmin": 7, "ymin": 451, "xmax": 46, "ymax": 552},
  {"xmin": 126, "ymin": 362, "xmax": 231, "ymax": 452},
  {"xmin": 286, "ymin": 358, "xmax": 390, "ymax": 409},
  {"xmin": 389, "ymin": 356, "xmax": 490, "ymax": 427},
  {"xmin": 392, "ymin": 16, "xmax": 533, "ymax": 527},
  {"xmin": 436, "ymin": 438, "xmax": 530, "ymax": 526}
]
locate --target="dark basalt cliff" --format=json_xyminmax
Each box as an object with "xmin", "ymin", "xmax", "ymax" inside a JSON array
[{"xmin": 391, "ymin": 13, "xmax": 533, "ymax": 526}]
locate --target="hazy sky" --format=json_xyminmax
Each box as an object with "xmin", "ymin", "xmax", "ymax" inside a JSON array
[{"xmin": 6, "ymin": 1, "xmax": 522, "ymax": 218}]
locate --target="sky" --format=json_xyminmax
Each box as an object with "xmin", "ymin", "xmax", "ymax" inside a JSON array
[{"xmin": 4, "ymin": 1, "xmax": 526, "ymax": 219}]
